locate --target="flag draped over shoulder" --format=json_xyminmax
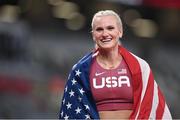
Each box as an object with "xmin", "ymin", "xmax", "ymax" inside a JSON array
[{"xmin": 59, "ymin": 46, "xmax": 172, "ymax": 119}]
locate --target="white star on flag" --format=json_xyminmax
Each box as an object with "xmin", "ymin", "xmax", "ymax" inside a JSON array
[
  {"xmin": 63, "ymin": 98, "xmax": 65, "ymax": 105},
  {"xmin": 84, "ymin": 104, "xmax": 90, "ymax": 110},
  {"xmin": 75, "ymin": 107, "xmax": 82, "ymax": 114},
  {"xmin": 75, "ymin": 69, "xmax": 81, "ymax": 76},
  {"xmin": 66, "ymin": 102, "xmax": 72, "ymax": 109},
  {"xmin": 78, "ymin": 96, "xmax": 82, "ymax": 102},
  {"xmin": 69, "ymin": 90, "xmax": 75, "ymax": 97},
  {"xmin": 85, "ymin": 114, "xmax": 91, "ymax": 119},
  {"xmin": 64, "ymin": 114, "xmax": 69, "ymax": 120},
  {"xmin": 61, "ymin": 111, "xmax": 63, "ymax": 117},
  {"xmin": 79, "ymin": 88, "xmax": 85, "ymax": 95},
  {"xmin": 72, "ymin": 78, "xmax": 77, "ymax": 85},
  {"xmin": 65, "ymin": 86, "xmax": 68, "ymax": 92}
]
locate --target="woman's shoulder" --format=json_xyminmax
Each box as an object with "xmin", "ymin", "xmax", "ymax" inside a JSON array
[
  {"xmin": 130, "ymin": 52, "xmax": 150, "ymax": 69},
  {"xmin": 121, "ymin": 46, "xmax": 149, "ymax": 67},
  {"xmin": 71, "ymin": 51, "xmax": 94, "ymax": 71}
]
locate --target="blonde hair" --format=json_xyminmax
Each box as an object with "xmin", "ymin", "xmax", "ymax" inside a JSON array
[{"xmin": 91, "ymin": 10, "xmax": 123, "ymax": 31}]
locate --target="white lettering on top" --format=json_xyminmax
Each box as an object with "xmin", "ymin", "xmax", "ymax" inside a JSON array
[{"xmin": 93, "ymin": 76, "xmax": 130, "ymax": 89}]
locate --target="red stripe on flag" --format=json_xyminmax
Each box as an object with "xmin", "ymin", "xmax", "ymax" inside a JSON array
[
  {"xmin": 119, "ymin": 46, "xmax": 142, "ymax": 119},
  {"xmin": 138, "ymin": 70, "xmax": 154, "ymax": 119},
  {"xmin": 130, "ymin": 72, "xmax": 142, "ymax": 119},
  {"xmin": 156, "ymin": 87, "xmax": 165, "ymax": 119}
]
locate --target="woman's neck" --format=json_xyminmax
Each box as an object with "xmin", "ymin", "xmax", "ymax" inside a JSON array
[{"xmin": 96, "ymin": 47, "xmax": 122, "ymax": 69}]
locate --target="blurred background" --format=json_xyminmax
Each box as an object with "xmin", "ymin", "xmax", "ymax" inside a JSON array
[{"xmin": 0, "ymin": 0, "xmax": 179, "ymax": 118}]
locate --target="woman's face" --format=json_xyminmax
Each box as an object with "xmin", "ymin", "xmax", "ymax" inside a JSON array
[{"xmin": 92, "ymin": 15, "xmax": 122, "ymax": 50}]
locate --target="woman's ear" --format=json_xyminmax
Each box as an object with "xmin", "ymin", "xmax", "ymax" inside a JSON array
[
  {"xmin": 91, "ymin": 31, "xmax": 96, "ymax": 42},
  {"xmin": 119, "ymin": 30, "xmax": 123, "ymax": 38}
]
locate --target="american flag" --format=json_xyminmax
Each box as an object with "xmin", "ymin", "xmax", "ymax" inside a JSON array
[
  {"xmin": 59, "ymin": 46, "xmax": 172, "ymax": 119},
  {"xmin": 59, "ymin": 53, "xmax": 99, "ymax": 119}
]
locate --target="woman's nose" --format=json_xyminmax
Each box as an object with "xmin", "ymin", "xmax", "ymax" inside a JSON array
[{"xmin": 102, "ymin": 30, "xmax": 109, "ymax": 37}]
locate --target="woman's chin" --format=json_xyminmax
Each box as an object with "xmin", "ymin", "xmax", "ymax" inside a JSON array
[
  {"xmin": 98, "ymin": 43, "xmax": 117, "ymax": 50},
  {"xmin": 99, "ymin": 46, "xmax": 114, "ymax": 51}
]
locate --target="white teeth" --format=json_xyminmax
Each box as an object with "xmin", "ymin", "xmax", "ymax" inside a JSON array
[{"xmin": 101, "ymin": 39, "xmax": 111, "ymax": 42}]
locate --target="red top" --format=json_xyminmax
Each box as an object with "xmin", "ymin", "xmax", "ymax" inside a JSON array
[{"xmin": 90, "ymin": 56, "xmax": 133, "ymax": 111}]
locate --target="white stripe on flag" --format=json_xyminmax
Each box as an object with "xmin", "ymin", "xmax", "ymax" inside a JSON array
[
  {"xmin": 162, "ymin": 103, "xmax": 172, "ymax": 119},
  {"xmin": 132, "ymin": 54, "xmax": 150, "ymax": 119},
  {"xmin": 149, "ymin": 81, "xmax": 159, "ymax": 118}
]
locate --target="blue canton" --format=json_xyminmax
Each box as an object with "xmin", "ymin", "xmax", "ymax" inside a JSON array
[{"xmin": 59, "ymin": 52, "xmax": 99, "ymax": 119}]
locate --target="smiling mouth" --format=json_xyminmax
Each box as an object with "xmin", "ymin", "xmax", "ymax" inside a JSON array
[{"xmin": 101, "ymin": 38, "xmax": 112, "ymax": 43}]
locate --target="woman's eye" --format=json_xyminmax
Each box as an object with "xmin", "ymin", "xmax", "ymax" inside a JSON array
[
  {"xmin": 96, "ymin": 28, "xmax": 103, "ymax": 32},
  {"xmin": 107, "ymin": 26, "xmax": 114, "ymax": 30}
]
